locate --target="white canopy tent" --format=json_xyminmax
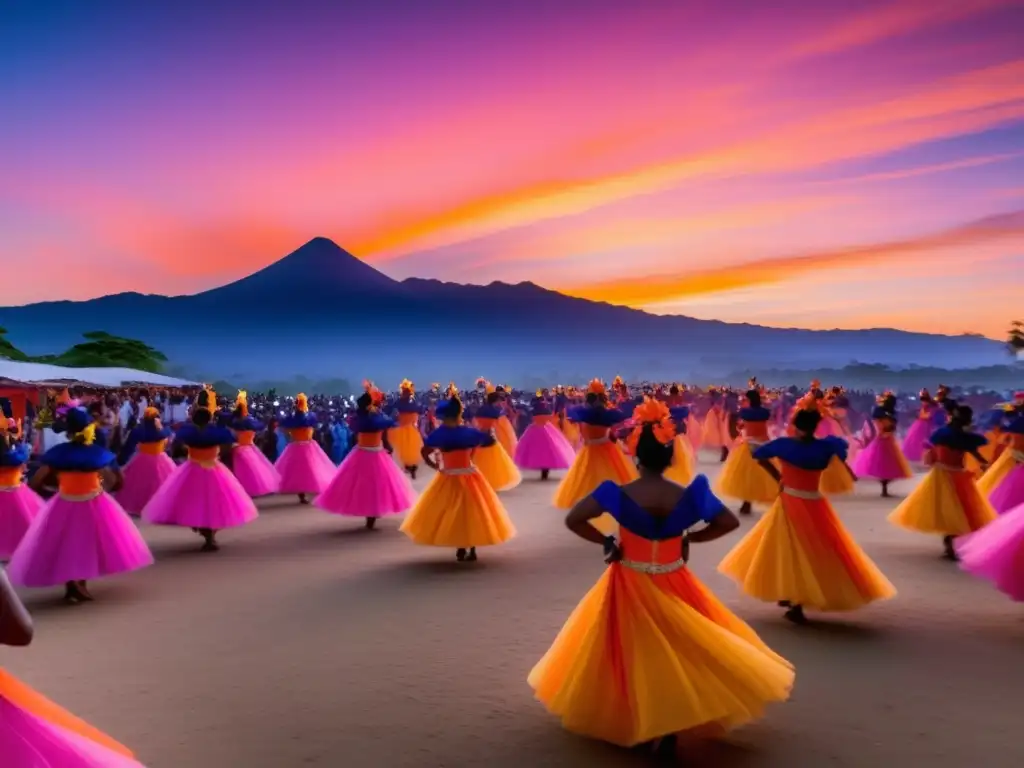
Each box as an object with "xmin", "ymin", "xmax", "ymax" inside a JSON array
[{"xmin": 0, "ymin": 359, "xmax": 201, "ymax": 388}]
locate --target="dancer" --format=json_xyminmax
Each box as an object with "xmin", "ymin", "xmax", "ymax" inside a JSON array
[
  {"xmin": 987, "ymin": 405, "xmax": 1024, "ymax": 514},
  {"xmin": 902, "ymin": 389, "xmax": 941, "ymax": 463},
  {"xmin": 957, "ymin": 499, "xmax": 1024, "ymax": 601},
  {"xmin": 389, "ymin": 379, "xmax": 424, "ymax": 479},
  {"xmin": 553, "ymin": 380, "xmax": 636, "ymax": 512},
  {"xmin": 664, "ymin": 404, "xmax": 695, "ymax": 486},
  {"xmin": 716, "ymin": 384, "xmax": 779, "ymax": 516},
  {"xmin": 471, "ymin": 385, "xmax": 522, "ymax": 492},
  {"xmin": 275, "ymin": 393, "xmax": 336, "ymax": 504},
  {"xmin": 400, "ymin": 387, "xmax": 515, "ymax": 561},
  {"xmin": 850, "ymin": 392, "xmax": 912, "ymax": 497},
  {"xmin": 701, "ymin": 389, "xmax": 731, "ymax": 462},
  {"xmin": 529, "ymin": 413, "xmax": 793, "ymax": 755},
  {"xmin": 492, "ymin": 386, "xmax": 520, "ymax": 457},
  {"xmin": 229, "ymin": 390, "xmax": 280, "ymax": 498},
  {"xmin": 719, "ymin": 407, "xmax": 895, "ymax": 623},
  {"xmin": 115, "ymin": 406, "xmax": 174, "ymax": 516},
  {"xmin": 0, "ymin": 566, "xmax": 146, "ymax": 765},
  {"xmin": 889, "ymin": 404, "xmax": 996, "ymax": 560},
  {"xmin": 977, "ymin": 399, "xmax": 1023, "ymax": 501},
  {"xmin": 11, "ymin": 407, "xmax": 152, "ymax": 603},
  {"xmin": 143, "ymin": 389, "xmax": 258, "ymax": 552},
  {"xmin": 315, "ymin": 381, "xmax": 415, "ymax": 530},
  {"xmin": 554, "ymin": 386, "xmax": 581, "ymax": 449},
  {"xmin": 513, "ymin": 390, "xmax": 575, "ymax": 480},
  {"xmin": 0, "ymin": 423, "xmax": 42, "ymax": 561}
]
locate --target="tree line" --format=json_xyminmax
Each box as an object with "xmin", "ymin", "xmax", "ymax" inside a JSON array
[{"xmin": 0, "ymin": 329, "xmax": 168, "ymax": 373}]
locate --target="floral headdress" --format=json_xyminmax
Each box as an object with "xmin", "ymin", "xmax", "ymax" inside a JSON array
[
  {"xmin": 363, "ymin": 381, "xmax": 385, "ymax": 411},
  {"xmin": 235, "ymin": 390, "xmax": 249, "ymax": 418},
  {"xmin": 400, "ymin": 379, "xmax": 415, "ymax": 395},
  {"xmin": 632, "ymin": 397, "xmax": 676, "ymax": 443},
  {"xmin": 587, "ymin": 378, "xmax": 607, "ymax": 396},
  {"xmin": 295, "ymin": 392, "xmax": 309, "ymax": 413}
]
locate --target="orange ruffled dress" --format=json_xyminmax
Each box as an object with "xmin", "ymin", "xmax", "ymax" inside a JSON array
[
  {"xmin": 472, "ymin": 407, "xmax": 522, "ymax": 492},
  {"xmin": 889, "ymin": 427, "xmax": 996, "ymax": 537},
  {"xmin": 701, "ymin": 405, "xmax": 731, "ymax": 450},
  {"xmin": 715, "ymin": 407, "xmax": 779, "ymax": 506},
  {"xmin": 529, "ymin": 478, "xmax": 793, "ymax": 747},
  {"xmin": 719, "ymin": 437, "xmax": 895, "ymax": 612},
  {"xmin": 553, "ymin": 406, "xmax": 637, "ymax": 518}
]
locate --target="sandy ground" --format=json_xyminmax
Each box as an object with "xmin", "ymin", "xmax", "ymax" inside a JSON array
[{"xmin": 5, "ymin": 454, "xmax": 1024, "ymax": 768}]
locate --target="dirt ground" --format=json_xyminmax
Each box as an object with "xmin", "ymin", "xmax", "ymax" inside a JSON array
[{"xmin": 6, "ymin": 455, "xmax": 1024, "ymax": 768}]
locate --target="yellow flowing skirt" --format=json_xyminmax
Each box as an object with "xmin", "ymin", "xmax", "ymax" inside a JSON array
[
  {"xmin": 553, "ymin": 441, "xmax": 638, "ymax": 535},
  {"xmin": 889, "ymin": 466, "xmax": 997, "ymax": 536},
  {"xmin": 820, "ymin": 455, "xmax": 856, "ymax": 496},
  {"xmin": 528, "ymin": 565, "xmax": 794, "ymax": 747},
  {"xmin": 719, "ymin": 493, "xmax": 896, "ymax": 611},
  {"xmin": 495, "ymin": 416, "xmax": 519, "ymax": 457},
  {"xmin": 473, "ymin": 442, "xmax": 522, "ymax": 492},
  {"xmin": 400, "ymin": 469, "xmax": 516, "ymax": 548},
  {"xmin": 663, "ymin": 435, "xmax": 694, "ymax": 486},
  {"xmin": 560, "ymin": 418, "xmax": 581, "ymax": 448},
  {"xmin": 976, "ymin": 450, "xmax": 1015, "ymax": 496},
  {"xmin": 387, "ymin": 424, "xmax": 423, "ymax": 467},
  {"xmin": 715, "ymin": 442, "xmax": 779, "ymax": 504}
]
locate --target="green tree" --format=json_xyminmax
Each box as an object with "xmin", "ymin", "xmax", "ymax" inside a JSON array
[
  {"xmin": 34, "ymin": 331, "xmax": 168, "ymax": 372},
  {"xmin": 1008, "ymin": 320, "xmax": 1024, "ymax": 358},
  {"xmin": 0, "ymin": 327, "xmax": 30, "ymax": 362}
]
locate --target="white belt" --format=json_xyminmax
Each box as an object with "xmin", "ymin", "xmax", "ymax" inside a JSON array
[
  {"xmin": 783, "ymin": 487, "xmax": 822, "ymax": 500},
  {"xmin": 620, "ymin": 557, "xmax": 687, "ymax": 574},
  {"xmin": 0, "ymin": 484, "xmax": 22, "ymax": 493},
  {"xmin": 935, "ymin": 462, "xmax": 965, "ymax": 473},
  {"xmin": 441, "ymin": 467, "xmax": 475, "ymax": 476},
  {"xmin": 358, "ymin": 445, "xmax": 384, "ymax": 453},
  {"xmin": 584, "ymin": 436, "xmax": 610, "ymax": 445},
  {"xmin": 745, "ymin": 439, "xmax": 766, "ymax": 449},
  {"xmin": 1012, "ymin": 450, "xmax": 1024, "ymax": 462}
]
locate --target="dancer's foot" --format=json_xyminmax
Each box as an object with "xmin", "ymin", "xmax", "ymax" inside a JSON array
[
  {"xmin": 784, "ymin": 605, "xmax": 807, "ymax": 624},
  {"xmin": 540, "ymin": 469, "xmax": 550, "ymax": 481},
  {"xmin": 466, "ymin": 547, "xmax": 478, "ymax": 562},
  {"xmin": 199, "ymin": 528, "xmax": 220, "ymax": 552},
  {"xmin": 456, "ymin": 548, "xmax": 467, "ymax": 562},
  {"xmin": 739, "ymin": 501, "xmax": 752, "ymax": 516},
  {"xmin": 942, "ymin": 535, "xmax": 958, "ymax": 561},
  {"xmin": 880, "ymin": 481, "xmax": 890, "ymax": 498},
  {"xmin": 63, "ymin": 581, "xmax": 84, "ymax": 604},
  {"xmin": 298, "ymin": 493, "xmax": 309, "ymax": 505},
  {"xmin": 720, "ymin": 447, "xmax": 729, "ymax": 463},
  {"xmin": 407, "ymin": 466, "xmax": 417, "ymax": 480},
  {"xmin": 365, "ymin": 516, "xmax": 377, "ymax": 530},
  {"xmin": 777, "ymin": 600, "xmax": 792, "ymax": 608},
  {"xmin": 76, "ymin": 580, "xmax": 94, "ymax": 601}
]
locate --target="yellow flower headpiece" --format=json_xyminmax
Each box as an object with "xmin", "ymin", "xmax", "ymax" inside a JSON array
[
  {"xmin": 400, "ymin": 379, "xmax": 415, "ymax": 394},
  {"xmin": 295, "ymin": 392, "xmax": 309, "ymax": 413},
  {"xmin": 78, "ymin": 422, "xmax": 97, "ymax": 446},
  {"xmin": 445, "ymin": 382, "xmax": 460, "ymax": 401},
  {"xmin": 613, "ymin": 375, "xmax": 625, "ymax": 388},
  {"xmin": 235, "ymin": 390, "xmax": 248, "ymax": 417}
]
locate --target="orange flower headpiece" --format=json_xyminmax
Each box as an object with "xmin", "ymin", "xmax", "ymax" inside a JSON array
[
  {"xmin": 809, "ymin": 379, "xmax": 822, "ymax": 391},
  {"xmin": 363, "ymin": 381, "xmax": 385, "ymax": 411},
  {"xmin": 935, "ymin": 384, "xmax": 950, "ymax": 401},
  {"xmin": 794, "ymin": 392, "xmax": 821, "ymax": 414},
  {"xmin": 612, "ymin": 375, "xmax": 625, "ymax": 389},
  {"xmin": 399, "ymin": 379, "xmax": 415, "ymax": 395},
  {"xmin": 587, "ymin": 378, "xmax": 607, "ymax": 396},
  {"xmin": 875, "ymin": 390, "xmax": 894, "ymax": 405},
  {"xmin": 235, "ymin": 390, "xmax": 248, "ymax": 418},
  {"xmin": 198, "ymin": 386, "xmax": 217, "ymax": 413},
  {"xmin": 445, "ymin": 382, "xmax": 460, "ymax": 400},
  {"xmin": 295, "ymin": 392, "xmax": 309, "ymax": 414},
  {"xmin": 630, "ymin": 397, "xmax": 676, "ymax": 446}
]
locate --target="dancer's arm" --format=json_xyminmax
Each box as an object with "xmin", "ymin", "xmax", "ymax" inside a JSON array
[
  {"xmin": 757, "ymin": 459, "xmax": 782, "ymax": 483},
  {"xmin": 102, "ymin": 465, "xmax": 125, "ymax": 493},
  {"xmin": 28, "ymin": 465, "xmax": 52, "ymax": 493},
  {"xmin": 686, "ymin": 508, "xmax": 739, "ymax": 543},
  {"xmin": 419, "ymin": 446, "xmax": 439, "ymax": 471},
  {"xmin": 0, "ymin": 567, "xmax": 33, "ymax": 647},
  {"xmin": 565, "ymin": 496, "xmax": 610, "ymax": 545}
]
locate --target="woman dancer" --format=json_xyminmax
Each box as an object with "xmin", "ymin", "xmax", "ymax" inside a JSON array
[
  {"xmin": 850, "ymin": 392, "xmax": 912, "ymax": 497},
  {"xmin": 115, "ymin": 406, "xmax": 174, "ymax": 516},
  {"xmin": 0, "ymin": 566, "xmax": 146, "ymax": 765},
  {"xmin": 143, "ymin": 389, "xmax": 258, "ymax": 552},
  {"xmin": 889, "ymin": 404, "xmax": 995, "ymax": 560},
  {"xmin": 275, "ymin": 393, "xmax": 336, "ymax": 504},
  {"xmin": 493, "ymin": 387, "xmax": 519, "ymax": 457},
  {"xmin": 957, "ymin": 498, "xmax": 1024, "ymax": 601},
  {"xmin": 11, "ymin": 407, "xmax": 152, "ymax": 603},
  {"xmin": 977, "ymin": 398, "xmax": 1023, "ymax": 497},
  {"xmin": 701, "ymin": 389, "xmax": 731, "ymax": 462},
  {"xmin": 554, "ymin": 380, "xmax": 636, "ymax": 512},
  {"xmin": 902, "ymin": 389, "xmax": 941, "ymax": 463},
  {"xmin": 400, "ymin": 387, "xmax": 515, "ymax": 561},
  {"xmin": 230, "ymin": 390, "xmax": 280, "ymax": 498},
  {"xmin": 0, "ymin": 423, "xmax": 42, "ymax": 562},
  {"xmin": 472, "ymin": 385, "xmax": 522, "ymax": 492},
  {"xmin": 529, "ymin": 414, "xmax": 793, "ymax": 755},
  {"xmin": 389, "ymin": 379, "xmax": 424, "ymax": 480},
  {"xmin": 986, "ymin": 406, "xmax": 1024, "ymax": 514},
  {"xmin": 514, "ymin": 390, "xmax": 575, "ymax": 481},
  {"xmin": 316, "ymin": 381, "xmax": 415, "ymax": 530},
  {"xmin": 719, "ymin": 407, "xmax": 895, "ymax": 623},
  {"xmin": 716, "ymin": 385, "xmax": 779, "ymax": 516},
  {"xmin": 664, "ymin": 405, "xmax": 695, "ymax": 486}
]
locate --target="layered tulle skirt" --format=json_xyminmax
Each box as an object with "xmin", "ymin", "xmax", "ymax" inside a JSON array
[
  {"xmin": 513, "ymin": 423, "xmax": 575, "ymax": 471},
  {"xmin": 988, "ymin": 462, "xmax": 1024, "ymax": 515},
  {"xmin": 388, "ymin": 424, "xmax": 424, "ymax": 468},
  {"xmin": 888, "ymin": 466, "xmax": 996, "ymax": 536},
  {"xmin": 715, "ymin": 442, "xmax": 779, "ymax": 505},
  {"xmin": 315, "ymin": 447, "xmax": 416, "ymax": 517},
  {"xmin": 851, "ymin": 435, "xmax": 912, "ymax": 481},
  {"xmin": 553, "ymin": 440, "xmax": 638, "ymax": 510},
  {"xmin": 8, "ymin": 494, "xmax": 153, "ymax": 587},
  {"xmin": 275, "ymin": 440, "xmax": 336, "ymax": 495},
  {"xmin": 701, "ymin": 416, "xmax": 730, "ymax": 450},
  {"xmin": 115, "ymin": 451, "xmax": 176, "ymax": 516},
  {"xmin": 977, "ymin": 449, "xmax": 1015, "ymax": 496},
  {"xmin": 495, "ymin": 416, "xmax": 518, "ymax": 457},
  {"xmin": 956, "ymin": 501, "xmax": 1024, "ymax": 601},
  {"xmin": 528, "ymin": 563, "xmax": 794, "ymax": 747},
  {"xmin": 663, "ymin": 435, "xmax": 694, "ymax": 487},
  {"xmin": 232, "ymin": 444, "xmax": 280, "ymax": 498},
  {"xmin": 719, "ymin": 491, "xmax": 896, "ymax": 611},
  {"xmin": 472, "ymin": 443, "xmax": 522, "ymax": 492},
  {"xmin": 901, "ymin": 419, "xmax": 933, "ymax": 463},
  {"xmin": 0, "ymin": 668, "xmax": 143, "ymax": 766},
  {"xmin": 0, "ymin": 484, "xmax": 44, "ymax": 560},
  {"xmin": 820, "ymin": 455, "xmax": 856, "ymax": 496},
  {"xmin": 400, "ymin": 469, "xmax": 515, "ymax": 548},
  {"xmin": 142, "ymin": 461, "xmax": 258, "ymax": 530}
]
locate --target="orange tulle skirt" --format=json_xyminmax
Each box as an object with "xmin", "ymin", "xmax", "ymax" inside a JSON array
[
  {"xmin": 889, "ymin": 465, "xmax": 997, "ymax": 536},
  {"xmin": 400, "ymin": 468, "xmax": 515, "ymax": 548},
  {"xmin": 495, "ymin": 416, "xmax": 518, "ymax": 456},
  {"xmin": 715, "ymin": 441, "xmax": 779, "ymax": 505},
  {"xmin": 663, "ymin": 435, "xmax": 694, "ymax": 486}
]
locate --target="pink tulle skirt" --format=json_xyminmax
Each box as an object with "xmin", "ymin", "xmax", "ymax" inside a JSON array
[
  {"xmin": 232, "ymin": 444, "xmax": 280, "ymax": 497},
  {"xmin": 115, "ymin": 451, "xmax": 176, "ymax": 516},
  {"xmin": 314, "ymin": 447, "xmax": 416, "ymax": 517},
  {"xmin": 901, "ymin": 419, "xmax": 933, "ymax": 463},
  {"xmin": 513, "ymin": 423, "xmax": 575, "ymax": 470},
  {"xmin": 7, "ymin": 493, "xmax": 153, "ymax": 587},
  {"xmin": 816, "ymin": 417, "xmax": 844, "ymax": 439},
  {"xmin": 0, "ymin": 484, "xmax": 44, "ymax": 560},
  {"xmin": 0, "ymin": 696, "xmax": 145, "ymax": 768},
  {"xmin": 956, "ymin": 501, "xmax": 1024, "ymax": 601},
  {"xmin": 275, "ymin": 440, "xmax": 335, "ymax": 495},
  {"xmin": 142, "ymin": 460, "xmax": 258, "ymax": 530},
  {"xmin": 989, "ymin": 465, "xmax": 1024, "ymax": 515},
  {"xmin": 851, "ymin": 434, "xmax": 913, "ymax": 481}
]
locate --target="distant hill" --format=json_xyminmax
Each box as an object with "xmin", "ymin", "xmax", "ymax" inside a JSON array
[{"xmin": 0, "ymin": 237, "xmax": 1006, "ymax": 384}]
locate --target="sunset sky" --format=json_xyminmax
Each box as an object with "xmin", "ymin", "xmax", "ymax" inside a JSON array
[{"xmin": 2, "ymin": 0, "xmax": 1022, "ymax": 338}]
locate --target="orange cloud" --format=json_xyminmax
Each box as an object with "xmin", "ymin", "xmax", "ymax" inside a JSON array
[
  {"xmin": 559, "ymin": 210, "xmax": 1024, "ymax": 306},
  {"xmin": 810, "ymin": 151, "xmax": 1024, "ymax": 186}
]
